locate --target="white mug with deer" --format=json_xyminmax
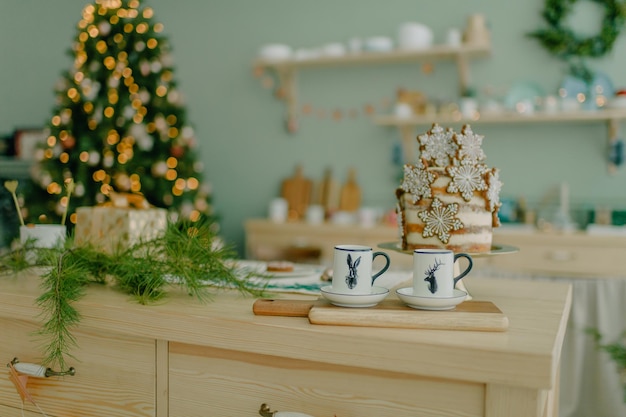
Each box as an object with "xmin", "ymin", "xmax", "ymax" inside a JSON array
[
  {"xmin": 331, "ymin": 245, "xmax": 391, "ymax": 295},
  {"xmin": 412, "ymin": 249, "xmax": 473, "ymax": 298}
]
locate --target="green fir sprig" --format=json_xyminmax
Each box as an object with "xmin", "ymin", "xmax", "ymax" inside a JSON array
[
  {"xmin": 588, "ymin": 328, "xmax": 626, "ymax": 402},
  {"xmin": 1, "ymin": 220, "xmax": 266, "ymax": 372},
  {"xmin": 36, "ymin": 248, "xmax": 91, "ymax": 371}
]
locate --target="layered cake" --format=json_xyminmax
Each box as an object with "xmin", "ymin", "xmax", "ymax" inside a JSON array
[{"xmin": 396, "ymin": 123, "xmax": 502, "ymax": 253}]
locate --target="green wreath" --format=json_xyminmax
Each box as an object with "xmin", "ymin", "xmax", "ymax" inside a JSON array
[{"xmin": 528, "ymin": 0, "xmax": 626, "ymax": 59}]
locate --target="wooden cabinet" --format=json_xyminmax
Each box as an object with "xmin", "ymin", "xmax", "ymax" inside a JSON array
[
  {"xmin": 168, "ymin": 342, "xmax": 486, "ymax": 417},
  {"xmin": 0, "ymin": 318, "xmax": 156, "ymax": 417},
  {"xmin": 244, "ymin": 218, "xmax": 410, "ymax": 268},
  {"xmin": 245, "ymin": 219, "xmax": 626, "ymax": 278},
  {"xmin": 0, "ymin": 271, "xmax": 570, "ymax": 417},
  {"xmin": 486, "ymin": 230, "xmax": 626, "ymax": 278}
]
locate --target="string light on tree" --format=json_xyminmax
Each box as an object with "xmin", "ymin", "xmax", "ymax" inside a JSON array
[{"xmin": 26, "ymin": 0, "xmax": 217, "ymax": 227}]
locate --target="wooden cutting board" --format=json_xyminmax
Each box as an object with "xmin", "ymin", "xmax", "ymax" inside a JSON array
[
  {"xmin": 253, "ymin": 298, "xmax": 509, "ymax": 332},
  {"xmin": 339, "ymin": 168, "xmax": 361, "ymax": 212},
  {"xmin": 281, "ymin": 165, "xmax": 312, "ymax": 220},
  {"xmin": 318, "ymin": 167, "xmax": 339, "ymax": 214}
]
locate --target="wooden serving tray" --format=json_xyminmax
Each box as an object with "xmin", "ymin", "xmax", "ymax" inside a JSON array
[{"xmin": 253, "ymin": 298, "xmax": 509, "ymax": 332}]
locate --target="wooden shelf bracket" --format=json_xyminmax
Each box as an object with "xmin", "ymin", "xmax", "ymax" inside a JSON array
[{"xmin": 274, "ymin": 67, "xmax": 298, "ymax": 133}]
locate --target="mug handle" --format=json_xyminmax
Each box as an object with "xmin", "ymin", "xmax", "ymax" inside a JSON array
[
  {"xmin": 452, "ymin": 253, "xmax": 473, "ymax": 285},
  {"xmin": 371, "ymin": 251, "xmax": 391, "ymax": 284}
]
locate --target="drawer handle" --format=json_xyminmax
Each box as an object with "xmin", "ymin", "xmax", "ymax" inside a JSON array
[
  {"xmin": 9, "ymin": 357, "xmax": 76, "ymax": 378},
  {"xmin": 259, "ymin": 403, "xmax": 314, "ymax": 417}
]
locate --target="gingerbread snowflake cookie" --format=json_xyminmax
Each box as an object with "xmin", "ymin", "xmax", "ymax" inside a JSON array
[
  {"xmin": 400, "ymin": 158, "xmax": 437, "ymax": 203},
  {"xmin": 417, "ymin": 197, "xmax": 464, "ymax": 244},
  {"xmin": 418, "ymin": 123, "xmax": 457, "ymax": 167}
]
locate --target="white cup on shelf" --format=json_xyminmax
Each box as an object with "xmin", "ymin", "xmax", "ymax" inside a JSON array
[
  {"xmin": 305, "ymin": 205, "xmax": 324, "ymax": 224},
  {"xmin": 268, "ymin": 198, "xmax": 288, "ymax": 223}
]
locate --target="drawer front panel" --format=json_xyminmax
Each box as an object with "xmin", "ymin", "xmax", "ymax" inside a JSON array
[
  {"xmin": 0, "ymin": 318, "xmax": 156, "ymax": 417},
  {"xmin": 170, "ymin": 342, "xmax": 484, "ymax": 417},
  {"xmin": 486, "ymin": 243, "xmax": 626, "ymax": 277}
]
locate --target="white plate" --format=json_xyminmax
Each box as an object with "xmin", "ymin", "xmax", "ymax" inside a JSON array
[
  {"xmin": 377, "ymin": 241, "xmax": 519, "ymax": 258},
  {"xmin": 232, "ymin": 260, "xmax": 319, "ymax": 278},
  {"xmin": 396, "ymin": 287, "xmax": 467, "ymax": 310},
  {"xmin": 320, "ymin": 285, "xmax": 389, "ymax": 308},
  {"xmin": 265, "ymin": 265, "xmax": 319, "ymax": 278}
]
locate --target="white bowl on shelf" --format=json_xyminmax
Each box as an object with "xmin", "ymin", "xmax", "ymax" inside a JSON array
[
  {"xmin": 294, "ymin": 48, "xmax": 321, "ymax": 61},
  {"xmin": 321, "ymin": 43, "xmax": 346, "ymax": 57},
  {"xmin": 364, "ymin": 36, "xmax": 393, "ymax": 52},
  {"xmin": 398, "ymin": 22, "xmax": 434, "ymax": 50},
  {"xmin": 258, "ymin": 43, "xmax": 293, "ymax": 61}
]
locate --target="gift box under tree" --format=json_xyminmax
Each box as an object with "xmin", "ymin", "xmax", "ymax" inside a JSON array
[{"xmin": 75, "ymin": 206, "xmax": 167, "ymax": 253}]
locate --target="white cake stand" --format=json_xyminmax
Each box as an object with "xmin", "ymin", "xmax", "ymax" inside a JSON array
[{"xmin": 378, "ymin": 242, "xmax": 519, "ymax": 299}]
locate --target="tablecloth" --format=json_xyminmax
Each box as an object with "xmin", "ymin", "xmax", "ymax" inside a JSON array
[{"xmin": 475, "ymin": 269, "xmax": 626, "ymax": 417}]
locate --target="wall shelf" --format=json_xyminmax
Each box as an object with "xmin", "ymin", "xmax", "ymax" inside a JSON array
[
  {"xmin": 253, "ymin": 42, "xmax": 491, "ymax": 132},
  {"xmin": 0, "ymin": 158, "xmax": 32, "ymax": 179},
  {"xmin": 375, "ymin": 108, "xmax": 626, "ymax": 172}
]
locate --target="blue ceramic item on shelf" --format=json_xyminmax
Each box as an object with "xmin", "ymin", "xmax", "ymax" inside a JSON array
[
  {"xmin": 504, "ymin": 81, "xmax": 545, "ymax": 113},
  {"xmin": 560, "ymin": 72, "xmax": 614, "ymax": 110},
  {"xmin": 589, "ymin": 71, "xmax": 614, "ymax": 109}
]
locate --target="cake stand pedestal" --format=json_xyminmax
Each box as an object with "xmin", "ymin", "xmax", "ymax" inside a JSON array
[{"xmin": 378, "ymin": 242, "xmax": 519, "ymax": 299}]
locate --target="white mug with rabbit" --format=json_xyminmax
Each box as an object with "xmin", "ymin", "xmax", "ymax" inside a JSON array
[
  {"xmin": 331, "ymin": 244, "xmax": 390, "ymax": 295},
  {"xmin": 412, "ymin": 249, "xmax": 473, "ymax": 298}
]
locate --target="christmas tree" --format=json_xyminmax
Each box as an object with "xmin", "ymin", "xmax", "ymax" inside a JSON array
[{"xmin": 25, "ymin": 0, "xmax": 214, "ymax": 227}]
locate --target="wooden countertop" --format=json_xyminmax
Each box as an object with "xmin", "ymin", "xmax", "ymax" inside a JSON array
[{"xmin": 0, "ymin": 270, "xmax": 571, "ymax": 391}]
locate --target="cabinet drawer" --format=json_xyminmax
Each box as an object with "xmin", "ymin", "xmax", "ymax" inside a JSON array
[
  {"xmin": 0, "ymin": 318, "xmax": 156, "ymax": 417},
  {"xmin": 170, "ymin": 342, "xmax": 484, "ymax": 417},
  {"xmin": 485, "ymin": 243, "xmax": 626, "ymax": 277}
]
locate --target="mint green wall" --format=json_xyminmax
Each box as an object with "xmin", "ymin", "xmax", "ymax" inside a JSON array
[{"xmin": 1, "ymin": 0, "xmax": 625, "ymax": 254}]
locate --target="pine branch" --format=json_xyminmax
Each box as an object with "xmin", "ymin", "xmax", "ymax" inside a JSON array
[
  {"xmin": 2, "ymin": 219, "xmax": 267, "ymax": 370},
  {"xmin": 0, "ymin": 243, "xmax": 31, "ymax": 274},
  {"xmin": 36, "ymin": 249, "xmax": 90, "ymax": 371}
]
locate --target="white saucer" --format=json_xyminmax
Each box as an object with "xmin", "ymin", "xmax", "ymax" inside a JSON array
[
  {"xmin": 396, "ymin": 287, "xmax": 467, "ymax": 311},
  {"xmin": 320, "ymin": 285, "xmax": 389, "ymax": 308}
]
